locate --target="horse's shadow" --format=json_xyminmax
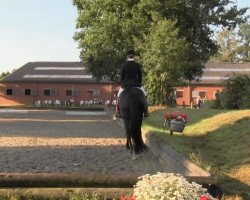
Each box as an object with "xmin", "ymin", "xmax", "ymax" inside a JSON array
[{"xmin": 119, "ymin": 86, "xmax": 147, "ymax": 159}]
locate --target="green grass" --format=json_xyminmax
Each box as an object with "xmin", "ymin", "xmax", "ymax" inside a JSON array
[{"xmin": 143, "ymin": 107, "xmax": 250, "ymax": 199}]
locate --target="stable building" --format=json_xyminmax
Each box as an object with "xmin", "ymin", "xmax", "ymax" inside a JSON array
[
  {"xmin": 1, "ymin": 61, "xmax": 250, "ymax": 107},
  {"xmin": 0, "ymin": 62, "xmax": 119, "ymax": 106},
  {"xmin": 175, "ymin": 62, "xmax": 250, "ymax": 106}
]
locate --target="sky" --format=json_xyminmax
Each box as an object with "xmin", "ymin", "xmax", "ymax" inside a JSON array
[
  {"xmin": 0, "ymin": 0, "xmax": 80, "ymax": 73},
  {"xmin": 0, "ymin": 0, "xmax": 250, "ymax": 73}
]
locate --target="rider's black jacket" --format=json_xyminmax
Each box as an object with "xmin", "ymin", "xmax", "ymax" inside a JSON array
[{"xmin": 120, "ymin": 60, "xmax": 142, "ymax": 89}]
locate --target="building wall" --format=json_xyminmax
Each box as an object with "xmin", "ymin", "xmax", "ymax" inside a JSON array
[
  {"xmin": 175, "ymin": 85, "xmax": 224, "ymax": 106},
  {"xmin": 0, "ymin": 82, "xmax": 119, "ymax": 106},
  {"xmin": 0, "ymin": 81, "xmax": 225, "ymax": 107}
]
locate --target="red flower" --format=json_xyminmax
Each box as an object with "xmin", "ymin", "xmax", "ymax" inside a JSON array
[
  {"xmin": 164, "ymin": 111, "xmax": 188, "ymax": 122},
  {"xmin": 172, "ymin": 111, "xmax": 179, "ymax": 119},
  {"xmin": 120, "ymin": 196, "xmax": 126, "ymax": 200},
  {"xmin": 199, "ymin": 195, "xmax": 210, "ymax": 200},
  {"xmin": 180, "ymin": 113, "xmax": 187, "ymax": 120},
  {"xmin": 129, "ymin": 196, "xmax": 136, "ymax": 200},
  {"xmin": 120, "ymin": 196, "xmax": 136, "ymax": 200}
]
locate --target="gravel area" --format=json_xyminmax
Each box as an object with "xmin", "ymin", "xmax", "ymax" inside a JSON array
[{"xmin": 0, "ymin": 110, "xmax": 164, "ymax": 176}]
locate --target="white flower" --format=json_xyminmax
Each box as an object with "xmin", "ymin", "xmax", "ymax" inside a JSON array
[{"xmin": 133, "ymin": 173, "xmax": 215, "ymax": 200}]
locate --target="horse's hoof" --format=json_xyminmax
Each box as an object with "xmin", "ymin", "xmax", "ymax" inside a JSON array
[{"xmin": 132, "ymin": 155, "xmax": 139, "ymax": 160}]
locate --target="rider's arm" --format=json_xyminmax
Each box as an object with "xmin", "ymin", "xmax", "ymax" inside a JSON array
[{"xmin": 120, "ymin": 65, "xmax": 125, "ymax": 83}]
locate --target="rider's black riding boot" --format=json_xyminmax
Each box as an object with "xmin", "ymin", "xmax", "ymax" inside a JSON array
[{"xmin": 115, "ymin": 103, "xmax": 121, "ymax": 118}]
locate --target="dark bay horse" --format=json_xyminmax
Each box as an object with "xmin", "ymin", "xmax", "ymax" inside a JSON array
[{"xmin": 119, "ymin": 85, "xmax": 147, "ymax": 159}]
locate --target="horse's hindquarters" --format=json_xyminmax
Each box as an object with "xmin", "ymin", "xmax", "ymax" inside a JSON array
[{"xmin": 119, "ymin": 87, "xmax": 146, "ymax": 155}]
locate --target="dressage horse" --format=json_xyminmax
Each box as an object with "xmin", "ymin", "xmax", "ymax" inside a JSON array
[{"xmin": 119, "ymin": 85, "xmax": 147, "ymax": 159}]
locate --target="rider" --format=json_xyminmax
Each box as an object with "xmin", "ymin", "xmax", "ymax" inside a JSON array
[{"xmin": 115, "ymin": 50, "xmax": 149, "ymax": 118}]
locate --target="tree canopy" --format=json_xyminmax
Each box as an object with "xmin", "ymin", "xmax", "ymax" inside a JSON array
[
  {"xmin": 73, "ymin": 0, "xmax": 248, "ymax": 103},
  {"xmin": 238, "ymin": 21, "xmax": 250, "ymax": 62},
  {"xmin": 211, "ymin": 27, "xmax": 240, "ymax": 62},
  {"xmin": 137, "ymin": 18, "xmax": 188, "ymax": 104},
  {"xmin": 211, "ymin": 21, "xmax": 250, "ymax": 63},
  {"xmin": 212, "ymin": 74, "xmax": 250, "ymax": 109},
  {"xmin": 0, "ymin": 71, "xmax": 10, "ymax": 80}
]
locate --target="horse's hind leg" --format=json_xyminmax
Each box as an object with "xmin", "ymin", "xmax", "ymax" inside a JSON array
[
  {"xmin": 131, "ymin": 137, "xmax": 139, "ymax": 160},
  {"xmin": 132, "ymin": 151, "xmax": 139, "ymax": 160},
  {"xmin": 123, "ymin": 119, "xmax": 132, "ymax": 151},
  {"xmin": 132, "ymin": 152, "xmax": 137, "ymax": 160},
  {"xmin": 126, "ymin": 139, "xmax": 129, "ymax": 149}
]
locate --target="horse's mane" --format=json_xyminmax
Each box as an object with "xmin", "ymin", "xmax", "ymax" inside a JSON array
[{"xmin": 123, "ymin": 81, "xmax": 134, "ymax": 93}]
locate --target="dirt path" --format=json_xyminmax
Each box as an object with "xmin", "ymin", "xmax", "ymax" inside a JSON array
[{"xmin": 0, "ymin": 110, "xmax": 164, "ymax": 176}]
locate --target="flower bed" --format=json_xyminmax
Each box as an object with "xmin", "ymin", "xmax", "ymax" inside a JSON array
[
  {"xmin": 133, "ymin": 173, "xmax": 215, "ymax": 200},
  {"xmin": 164, "ymin": 111, "xmax": 188, "ymax": 134},
  {"xmin": 164, "ymin": 111, "xmax": 188, "ymax": 123}
]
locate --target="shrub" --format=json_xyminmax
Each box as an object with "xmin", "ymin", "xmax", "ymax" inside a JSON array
[
  {"xmin": 213, "ymin": 74, "xmax": 250, "ymax": 109},
  {"xmin": 223, "ymin": 74, "xmax": 250, "ymax": 109},
  {"xmin": 204, "ymin": 100, "xmax": 218, "ymax": 109}
]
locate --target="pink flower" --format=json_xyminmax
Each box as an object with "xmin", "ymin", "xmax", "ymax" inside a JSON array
[{"xmin": 120, "ymin": 196, "xmax": 126, "ymax": 200}]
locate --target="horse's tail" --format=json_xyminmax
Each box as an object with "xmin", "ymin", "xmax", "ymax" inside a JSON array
[{"xmin": 128, "ymin": 89, "xmax": 147, "ymax": 153}]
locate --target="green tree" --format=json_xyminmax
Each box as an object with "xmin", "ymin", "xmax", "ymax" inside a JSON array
[
  {"xmin": 137, "ymin": 19, "xmax": 188, "ymax": 104},
  {"xmin": 73, "ymin": 0, "xmax": 141, "ymax": 81},
  {"xmin": 215, "ymin": 74, "xmax": 250, "ymax": 109},
  {"xmin": 73, "ymin": 0, "xmax": 248, "ymax": 102},
  {"xmin": 0, "ymin": 71, "xmax": 10, "ymax": 80},
  {"xmin": 133, "ymin": 0, "xmax": 248, "ymax": 80},
  {"xmin": 211, "ymin": 27, "xmax": 240, "ymax": 62},
  {"xmin": 238, "ymin": 21, "xmax": 250, "ymax": 62}
]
